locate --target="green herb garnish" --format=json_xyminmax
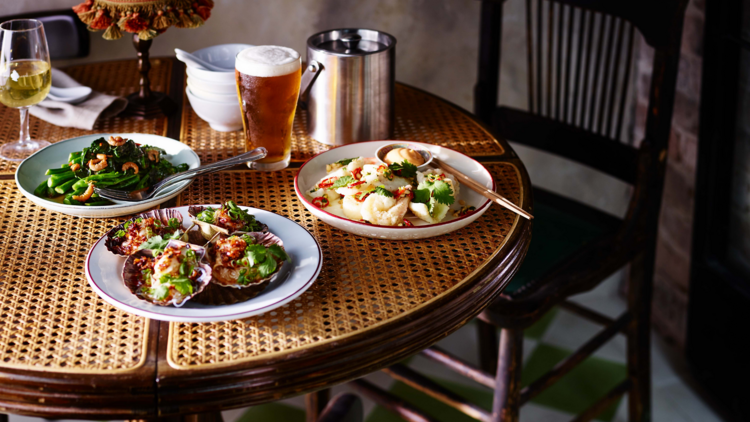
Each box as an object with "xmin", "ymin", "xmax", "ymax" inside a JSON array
[
  {"xmin": 114, "ymin": 230, "xmax": 126, "ymax": 238},
  {"xmin": 331, "ymin": 176, "xmax": 355, "ymax": 189},
  {"xmin": 374, "ymin": 186, "xmax": 394, "ymax": 197},
  {"xmin": 335, "ymin": 157, "xmax": 356, "ymax": 166},
  {"xmin": 388, "ymin": 160, "xmax": 418, "ymax": 179}
]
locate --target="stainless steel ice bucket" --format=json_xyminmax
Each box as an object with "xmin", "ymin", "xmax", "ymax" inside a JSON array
[{"xmin": 299, "ymin": 28, "xmax": 396, "ymax": 146}]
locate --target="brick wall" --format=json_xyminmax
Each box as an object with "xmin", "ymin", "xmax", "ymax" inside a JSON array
[{"xmin": 634, "ymin": 0, "xmax": 704, "ymax": 348}]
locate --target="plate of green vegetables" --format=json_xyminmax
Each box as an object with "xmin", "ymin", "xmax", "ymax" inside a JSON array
[{"xmin": 15, "ymin": 133, "xmax": 200, "ymax": 218}]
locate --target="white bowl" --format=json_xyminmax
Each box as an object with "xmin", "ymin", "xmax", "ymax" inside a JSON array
[
  {"xmin": 186, "ymin": 77, "xmax": 238, "ymax": 102},
  {"xmin": 186, "ymin": 69, "xmax": 237, "ymax": 95},
  {"xmin": 186, "ymin": 43, "xmax": 253, "ymax": 82},
  {"xmin": 16, "ymin": 133, "xmax": 201, "ymax": 218},
  {"xmin": 186, "ymin": 87, "xmax": 243, "ymax": 132},
  {"xmin": 294, "ymin": 140, "xmax": 495, "ymax": 240}
]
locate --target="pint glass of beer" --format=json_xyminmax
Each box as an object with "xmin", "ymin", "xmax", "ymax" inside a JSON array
[{"xmin": 235, "ymin": 46, "xmax": 301, "ymax": 170}]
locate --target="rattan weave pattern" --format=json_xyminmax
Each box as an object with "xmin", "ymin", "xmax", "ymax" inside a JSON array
[
  {"xmin": 180, "ymin": 84, "xmax": 504, "ymax": 165},
  {"xmin": 0, "ymin": 59, "xmax": 171, "ymax": 174},
  {"xmin": 0, "ymin": 181, "xmax": 149, "ymax": 373},
  {"xmin": 168, "ymin": 162, "xmax": 521, "ymax": 369}
]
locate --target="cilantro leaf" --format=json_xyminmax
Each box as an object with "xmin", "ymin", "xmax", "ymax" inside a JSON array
[
  {"xmin": 267, "ymin": 244, "xmax": 288, "ymax": 261},
  {"xmin": 389, "ymin": 160, "xmax": 418, "ymax": 178},
  {"xmin": 375, "ymin": 186, "xmax": 394, "ymax": 197},
  {"xmin": 150, "ymin": 284, "xmax": 169, "ymax": 300},
  {"xmin": 114, "ymin": 230, "xmax": 126, "ymax": 238},
  {"xmin": 257, "ymin": 257, "xmax": 277, "ymax": 278},
  {"xmin": 138, "ymin": 235, "xmax": 168, "ymax": 252},
  {"xmin": 331, "ymin": 176, "xmax": 355, "ymax": 189},
  {"xmin": 432, "ymin": 180, "xmax": 455, "ymax": 206},
  {"xmin": 335, "ymin": 157, "xmax": 356, "ymax": 166},
  {"xmin": 171, "ymin": 279, "xmax": 193, "ymax": 296},
  {"xmin": 245, "ymin": 244, "xmax": 267, "ymax": 265},
  {"xmin": 412, "ymin": 188, "xmax": 430, "ymax": 204}
]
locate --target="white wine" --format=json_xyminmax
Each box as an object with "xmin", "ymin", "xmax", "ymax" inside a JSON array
[{"xmin": 0, "ymin": 60, "xmax": 51, "ymax": 108}]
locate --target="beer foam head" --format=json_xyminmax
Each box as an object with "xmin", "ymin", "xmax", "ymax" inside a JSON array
[{"xmin": 235, "ymin": 46, "xmax": 301, "ymax": 77}]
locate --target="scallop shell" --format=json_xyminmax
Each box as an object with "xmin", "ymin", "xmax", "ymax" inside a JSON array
[
  {"xmin": 188, "ymin": 205, "xmax": 268, "ymax": 241},
  {"xmin": 193, "ymin": 231, "xmax": 288, "ymax": 305},
  {"xmin": 121, "ymin": 240, "xmax": 211, "ymax": 307},
  {"xmin": 105, "ymin": 209, "xmax": 184, "ymax": 256}
]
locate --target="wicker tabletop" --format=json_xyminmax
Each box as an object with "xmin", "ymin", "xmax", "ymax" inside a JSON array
[{"xmin": 0, "ymin": 58, "xmax": 531, "ymax": 418}]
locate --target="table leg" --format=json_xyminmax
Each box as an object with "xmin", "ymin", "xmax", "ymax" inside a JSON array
[{"xmin": 306, "ymin": 389, "xmax": 331, "ymax": 422}]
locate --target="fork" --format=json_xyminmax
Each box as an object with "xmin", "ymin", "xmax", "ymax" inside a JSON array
[{"xmin": 94, "ymin": 148, "xmax": 267, "ymax": 202}]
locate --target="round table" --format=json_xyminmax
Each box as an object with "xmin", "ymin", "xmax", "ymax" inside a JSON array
[{"xmin": 0, "ymin": 58, "xmax": 532, "ymax": 418}]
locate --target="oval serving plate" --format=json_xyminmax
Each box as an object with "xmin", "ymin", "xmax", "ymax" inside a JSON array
[
  {"xmin": 15, "ymin": 133, "xmax": 201, "ymax": 218},
  {"xmin": 294, "ymin": 140, "xmax": 494, "ymax": 240},
  {"xmin": 85, "ymin": 205, "xmax": 323, "ymax": 322}
]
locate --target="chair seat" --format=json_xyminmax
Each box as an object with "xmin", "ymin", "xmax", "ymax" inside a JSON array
[{"xmin": 503, "ymin": 187, "xmax": 622, "ymax": 297}]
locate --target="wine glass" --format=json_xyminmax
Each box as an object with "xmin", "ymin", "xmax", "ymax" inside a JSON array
[{"xmin": 0, "ymin": 19, "xmax": 51, "ymax": 161}]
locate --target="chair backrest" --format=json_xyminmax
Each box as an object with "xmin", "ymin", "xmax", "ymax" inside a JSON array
[
  {"xmin": 476, "ymin": 0, "xmax": 687, "ymax": 185},
  {"xmin": 0, "ymin": 9, "xmax": 89, "ymax": 61}
]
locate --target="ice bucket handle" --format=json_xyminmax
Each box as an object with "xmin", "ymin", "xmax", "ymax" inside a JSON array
[{"xmin": 298, "ymin": 60, "xmax": 323, "ymax": 109}]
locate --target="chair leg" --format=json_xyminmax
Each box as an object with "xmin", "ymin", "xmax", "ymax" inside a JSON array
[
  {"xmin": 491, "ymin": 328, "xmax": 524, "ymax": 422},
  {"xmin": 306, "ymin": 389, "xmax": 331, "ymax": 422},
  {"xmin": 627, "ymin": 251, "xmax": 654, "ymax": 422},
  {"xmin": 477, "ymin": 319, "xmax": 499, "ymax": 374}
]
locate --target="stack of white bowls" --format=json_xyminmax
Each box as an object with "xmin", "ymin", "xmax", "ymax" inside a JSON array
[{"xmin": 182, "ymin": 44, "xmax": 252, "ymax": 132}]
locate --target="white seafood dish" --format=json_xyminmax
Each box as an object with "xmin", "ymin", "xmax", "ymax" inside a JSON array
[{"xmin": 294, "ymin": 141, "xmax": 495, "ymax": 240}]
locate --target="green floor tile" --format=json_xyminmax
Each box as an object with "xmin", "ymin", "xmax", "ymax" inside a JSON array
[
  {"xmin": 366, "ymin": 378, "xmax": 493, "ymax": 422},
  {"xmin": 235, "ymin": 402, "xmax": 306, "ymax": 422},
  {"xmin": 524, "ymin": 307, "xmax": 559, "ymax": 340},
  {"xmin": 521, "ymin": 343, "xmax": 626, "ymax": 422}
]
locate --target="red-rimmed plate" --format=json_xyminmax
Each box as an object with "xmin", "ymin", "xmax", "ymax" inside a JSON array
[
  {"xmin": 85, "ymin": 205, "xmax": 323, "ymax": 322},
  {"xmin": 294, "ymin": 140, "xmax": 494, "ymax": 240}
]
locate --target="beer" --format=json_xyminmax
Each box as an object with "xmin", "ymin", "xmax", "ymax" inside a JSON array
[
  {"xmin": 0, "ymin": 60, "xmax": 51, "ymax": 108},
  {"xmin": 235, "ymin": 46, "xmax": 301, "ymax": 170}
]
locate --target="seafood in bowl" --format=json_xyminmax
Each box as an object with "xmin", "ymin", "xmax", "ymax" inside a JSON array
[
  {"xmin": 105, "ymin": 209, "xmax": 185, "ymax": 256},
  {"xmin": 306, "ymin": 155, "xmax": 468, "ymax": 227},
  {"xmin": 122, "ymin": 240, "xmax": 212, "ymax": 307},
  {"xmin": 189, "ymin": 201, "xmax": 266, "ymax": 240}
]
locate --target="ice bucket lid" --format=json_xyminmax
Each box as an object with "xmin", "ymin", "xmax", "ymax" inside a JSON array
[{"xmin": 308, "ymin": 28, "xmax": 396, "ymax": 56}]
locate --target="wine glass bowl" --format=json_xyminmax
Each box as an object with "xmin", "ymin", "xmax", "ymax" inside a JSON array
[{"xmin": 0, "ymin": 19, "xmax": 51, "ymax": 161}]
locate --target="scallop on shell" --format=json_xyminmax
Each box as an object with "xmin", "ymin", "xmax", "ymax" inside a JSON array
[
  {"xmin": 122, "ymin": 240, "xmax": 211, "ymax": 307},
  {"xmin": 188, "ymin": 205, "xmax": 267, "ymax": 241},
  {"xmin": 105, "ymin": 209, "xmax": 184, "ymax": 256},
  {"xmin": 193, "ymin": 231, "xmax": 288, "ymax": 306}
]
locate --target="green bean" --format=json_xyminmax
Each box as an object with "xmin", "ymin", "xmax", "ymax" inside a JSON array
[
  {"xmin": 63, "ymin": 197, "xmax": 83, "ymax": 206},
  {"xmin": 67, "ymin": 151, "xmax": 81, "ymax": 162},
  {"xmin": 54, "ymin": 178, "xmax": 77, "ymax": 195},
  {"xmin": 85, "ymin": 172, "xmax": 121, "ymax": 181},
  {"xmin": 46, "ymin": 165, "xmax": 71, "ymax": 175},
  {"xmin": 72, "ymin": 179, "xmax": 89, "ymax": 191},
  {"xmin": 113, "ymin": 174, "xmax": 141, "ymax": 189},
  {"xmin": 46, "ymin": 185, "xmax": 58, "ymax": 198},
  {"xmin": 33, "ymin": 180, "xmax": 48, "ymax": 197},
  {"xmin": 47, "ymin": 171, "xmax": 75, "ymax": 188}
]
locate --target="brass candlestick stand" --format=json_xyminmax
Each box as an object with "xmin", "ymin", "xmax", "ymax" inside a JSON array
[{"xmin": 125, "ymin": 34, "xmax": 176, "ymax": 119}]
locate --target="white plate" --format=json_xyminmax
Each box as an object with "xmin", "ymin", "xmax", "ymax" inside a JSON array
[
  {"xmin": 294, "ymin": 140, "xmax": 494, "ymax": 240},
  {"xmin": 15, "ymin": 133, "xmax": 201, "ymax": 218},
  {"xmin": 85, "ymin": 205, "xmax": 323, "ymax": 322}
]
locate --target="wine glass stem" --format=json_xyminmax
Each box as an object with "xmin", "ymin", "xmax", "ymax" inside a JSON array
[{"xmin": 18, "ymin": 106, "xmax": 31, "ymax": 144}]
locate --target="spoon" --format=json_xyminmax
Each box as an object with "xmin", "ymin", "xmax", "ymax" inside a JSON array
[
  {"xmin": 375, "ymin": 143, "xmax": 433, "ymax": 170},
  {"xmin": 175, "ymin": 48, "xmax": 233, "ymax": 72},
  {"xmin": 47, "ymin": 86, "xmax": 92, "ymax": 104}
]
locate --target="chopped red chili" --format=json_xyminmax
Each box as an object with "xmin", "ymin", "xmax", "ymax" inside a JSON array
[
  {"xmin": 312, "ymin": 196, "xmax": 330, "ymax": 208},
  {"xmin": 351, "ymin": 167, "xmax": 363, "ymax": 180},
  {"xmin": 348, "ymin": 180, "xmax": 366, "ymax": 188},
  {"xmin": 318, "ymin": 177, "xmax": 337, "ymax": 189}
]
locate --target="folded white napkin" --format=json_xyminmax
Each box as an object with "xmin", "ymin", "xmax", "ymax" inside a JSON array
[{"xmin": 30, "ymin": 68, "xmax": 128, "ymax": 130}]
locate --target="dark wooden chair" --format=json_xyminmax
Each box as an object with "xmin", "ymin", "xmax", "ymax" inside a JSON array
[
  {"xmin": 350, "ymin": 0, "xmax": 688, "ymax": 421},
  {"xmin": 317, "ymin": 393, "xmax": 364, "ymax": 422}
]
